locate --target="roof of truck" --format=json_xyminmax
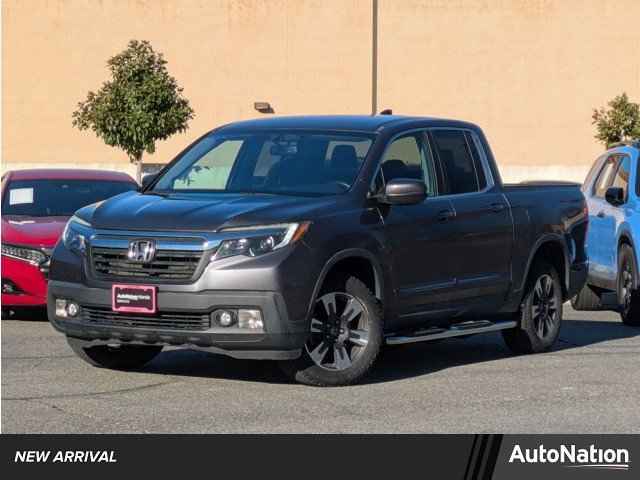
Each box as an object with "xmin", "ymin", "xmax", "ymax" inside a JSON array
[{"xmin": 215, "ymin": 115, "xmax": 479, "ymax": 134}]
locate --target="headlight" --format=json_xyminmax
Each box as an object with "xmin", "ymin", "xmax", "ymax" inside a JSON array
[
  {"xmin": 214, "ymin": 222, "xmax": 310, "ymax": 260},
  {"xmin": 1, "ymin": 244, "xmax": 47, "ymax": 265},
  {"xmin": 62, "ymin": 215, "xmax": 92, "ymax": 254}
]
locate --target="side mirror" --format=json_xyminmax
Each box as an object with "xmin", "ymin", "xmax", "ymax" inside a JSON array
[
  {"xmin": 605, "ymin": 186, "xmax": 625, "ymax": 206},
  {"xmin": 378, "ymin": 178, "xmax": 427, "ymax": 205},
  {"xmin": 141, "ymin": 173, "xmax": 158, "ymax": 190}
]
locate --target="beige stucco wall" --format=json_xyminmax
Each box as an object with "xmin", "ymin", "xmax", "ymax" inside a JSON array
[
  {"xmin": 3, "ymin": 0, "xmax": 640, "ymax": 182},
  {"xmin": 2, "ymin": 0, "xmax": 373, "ymax": 178},
  {"xmin": 378, "ymin": 0, "xmax": 640, "ymax": 182}
]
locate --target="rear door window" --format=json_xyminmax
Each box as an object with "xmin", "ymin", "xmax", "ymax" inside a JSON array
[
  {"xmin": 430, "ymin": 129, "xmax": 481, "ymax": 195},
  {"xmin": 464, "ymin": 132, "xmax": 488, "ymax": 190}
]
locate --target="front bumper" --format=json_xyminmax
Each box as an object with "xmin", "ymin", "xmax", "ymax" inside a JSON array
[
  {"xmin": 2, "ymin": 255, "xmax": 48, "ymax": 306},
  {"xmin": 47, "ymin": 280, "xmax": 306, "ymax": 360}
]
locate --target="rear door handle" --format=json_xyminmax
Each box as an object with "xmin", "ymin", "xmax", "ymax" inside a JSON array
[
  {"xmin": 596, "ymin": 211, "xmax": 605, "ymax": 218},
  {"xmin": 438, "ymin": 209, "xmax": 455, "ymax": 222},
  {"xmin": 489, "ymin": 203, "xmax": 506, "ymax": 213}
]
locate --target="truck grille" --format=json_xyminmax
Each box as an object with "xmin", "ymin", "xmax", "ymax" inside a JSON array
[
  {"xmin": 82, "ymin": 306, "xmax": 210, "ymax": 331},
  {"xmin": 91, "ymin": 247, "xmax": 202, "ymax": 281}
]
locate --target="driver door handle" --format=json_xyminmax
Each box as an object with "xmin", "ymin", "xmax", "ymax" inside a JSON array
[
  {"xmin": 438, "ymin": 209, "xmax": 455, "ymax": 222},
  {"xmin": 489, "ymin": 203, "xmax": 506, "ymax": 213}
]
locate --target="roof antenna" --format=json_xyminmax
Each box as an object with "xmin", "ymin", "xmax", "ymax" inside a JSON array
[{"xmin": 379, "ymin": 109, "xmax": 393, "ymax": 115}]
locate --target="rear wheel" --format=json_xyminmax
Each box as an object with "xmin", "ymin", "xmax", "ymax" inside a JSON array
[
  {"xmin": 618, "ymin": 244, "xmax": 640, "ymax": 326},
  {"xmin": 503, "ymin": 260, "xmax": 563, "ymax": 354},
  {"xmin": 67, "ymin": 337, "xmax": 162, "ymax": 370},
  {"xmin": 279, "ymin": 276, "xmax": 383, "ymax": 386}
]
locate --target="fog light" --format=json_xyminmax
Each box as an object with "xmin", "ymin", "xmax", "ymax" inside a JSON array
[
  {"xmin": 55, "ymin": 299, "xmax": 68, "ymax": 317},
  {"xmin": 66, "ymin": 302, "xmax": 80, "ymax": 317},
  {"xmin": 2, "ymin": 279, "xmax": 20, "ymax": 294},
  {"xmin": 212, "ymin": 309, "xmax": 236, "ymax": 327},
  {"xmin": 238, "ymin": 309, "xmax": 264, "ymax": 330}
]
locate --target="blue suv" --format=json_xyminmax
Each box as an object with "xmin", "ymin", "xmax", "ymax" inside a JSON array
[{"xmin": 573, "ymin": 140, "xmax": 640, "ymax": 325}]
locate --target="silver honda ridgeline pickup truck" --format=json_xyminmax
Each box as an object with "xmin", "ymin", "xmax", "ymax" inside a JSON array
[{"xmin": 48, "ymin": 115, "xmax": 588, "ymax": 386}]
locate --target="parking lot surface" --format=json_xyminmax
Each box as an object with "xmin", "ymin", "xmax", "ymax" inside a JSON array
[{"xmin": 2, "ymin": 306, "xmax": 639, "ymax": 433}]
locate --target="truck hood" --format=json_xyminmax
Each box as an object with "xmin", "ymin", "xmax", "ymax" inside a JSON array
[
  {"xmin": 83, "ymin": 191, "xmax": 340, "ymax": 231},
  {"xmin": 1, "ymin": 215, "xmax": 69, "ymax": 248}
]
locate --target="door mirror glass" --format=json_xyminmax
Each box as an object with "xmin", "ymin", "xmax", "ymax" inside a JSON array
[
  {"xmin": 379, "ymin": 179, "xmax": 426, "ymax": 205},
  {"xmin": 605, "ymin": 186, "xmax": 625, "ymax": 206}
]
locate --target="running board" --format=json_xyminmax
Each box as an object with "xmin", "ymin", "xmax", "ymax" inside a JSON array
[
  {"xmin": 385, "ymin": 320, "xmax": 518, "ymax": 346},
  {"xmin": 600, "ymin": 292, "xmax": 619, "ymax": 309}
]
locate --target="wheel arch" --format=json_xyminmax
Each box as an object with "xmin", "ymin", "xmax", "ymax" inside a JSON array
[
  {"xmin": 617, "ymin": 230, "xmax": 639, "ymax": 288},
  {"xmin": 306, "ymin": 249, "xmax": 384, "ymax": 322},
  {"xmin": 521, "ymin": 235, "xmax": 570, "ymax": 301}
]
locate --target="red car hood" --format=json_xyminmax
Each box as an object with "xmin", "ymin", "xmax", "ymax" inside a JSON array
[{"xmin": 1, "ymin": 215, "xmax": 69, "ymax": 248}]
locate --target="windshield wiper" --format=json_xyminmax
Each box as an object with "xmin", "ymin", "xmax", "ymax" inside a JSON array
[{"xmin": 143, "ymin": 190, "xmax": 171, "ymax": 197}]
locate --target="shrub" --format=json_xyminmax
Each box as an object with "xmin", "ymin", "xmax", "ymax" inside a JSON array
[
  {"xmin": 592, "ymin": 93, "xmax": 640, "ymax": 147},
  {"xmin": 72, "ymin": 40, "xmax": 194, "ymax": 181}
]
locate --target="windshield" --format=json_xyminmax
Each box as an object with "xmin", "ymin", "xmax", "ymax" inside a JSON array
[
  {"xmin": 152, "ymin": 130, "xmax": 375, "ymax": 196},
  {"xmin": 2, "ymin": 179, "xmax": 136, "ymax": 217}
]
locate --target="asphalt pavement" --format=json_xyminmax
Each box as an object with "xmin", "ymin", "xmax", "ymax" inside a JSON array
[{"xmin": 2, "ymin": 306, "xmax": 639, "ymax": 433}]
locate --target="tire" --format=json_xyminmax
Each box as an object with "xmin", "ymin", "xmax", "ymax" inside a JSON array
[
  {"xmin": 279, "ymin": 276, "xmax": 383, "ymax": 386},
  {"xmin": 570, "ymin": 284, "xmax": 601, "ymax": 311},
  {"xmin": 67, "ymin": 337, "xmax": 163, "ymax": 370},
  {"xmin": 617, "ymin": 244, "xmax": 640, "ymax": 326},
  {"xmin": 502, "ymin": 260, "xmax": 563, "ymax": 354}
]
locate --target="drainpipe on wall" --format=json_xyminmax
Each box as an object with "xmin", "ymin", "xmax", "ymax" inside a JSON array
[{"xmin": 371, "ymin": 0, "xmax": 378, "ymax": 115}]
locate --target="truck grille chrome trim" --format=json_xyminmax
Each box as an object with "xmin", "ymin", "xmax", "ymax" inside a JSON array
[{"xmin": 91, "ymin": 247, "xmax": 203, "ymax": 281}]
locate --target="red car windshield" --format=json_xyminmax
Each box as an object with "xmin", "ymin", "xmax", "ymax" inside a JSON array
[{"xmin": 2, "ymin": 179, "xmax": 136, "ymax": 217}]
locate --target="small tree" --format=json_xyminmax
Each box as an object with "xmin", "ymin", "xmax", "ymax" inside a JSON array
[
  {"xmin": 592, "ymin": 93, "xmax": 640, "ymax": 147},
  {"xmin": 72, "ymin": 40, "xmax": 194, "ymax": 181}
]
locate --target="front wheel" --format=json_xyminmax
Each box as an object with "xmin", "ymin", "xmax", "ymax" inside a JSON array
[
  {"xmin": 279, "ymin": 276, "xmax": 383, "ymax": 386},
  {"xmin": 67, "ymin": 337, "xmax": 163, "ymax": 370},
  {"xmin": 503, "ymin": 260, "xmax": 563, "ymax": 354}
]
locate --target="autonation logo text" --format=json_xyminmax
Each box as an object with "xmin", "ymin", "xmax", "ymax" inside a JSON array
[{"xmin": 509, "ymin": 444, "xmax": 630, "ymax": 471}]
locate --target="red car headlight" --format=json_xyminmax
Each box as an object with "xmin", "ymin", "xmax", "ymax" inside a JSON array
[{"xmin": 1, "ymin": 243, "xmax": 48, "ymax": 266}]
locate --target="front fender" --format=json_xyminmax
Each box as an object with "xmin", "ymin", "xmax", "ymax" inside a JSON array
[{"xmin": 305, "ymin": 248, "xmax": 388, "ymax": 324}]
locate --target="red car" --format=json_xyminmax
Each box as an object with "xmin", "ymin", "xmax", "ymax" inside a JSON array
[{"xmin": 1, "ymin": 169, "xmax": 137, "ymax": 312}]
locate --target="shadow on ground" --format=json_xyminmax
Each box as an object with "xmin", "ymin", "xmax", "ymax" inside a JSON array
[
  {"xmin": 136, "ymin": 316, "xmax": 640, "ymax": 386},
  {"xmin": 1, "ymin": 307, "xmax": 47, "ymax": 321}
]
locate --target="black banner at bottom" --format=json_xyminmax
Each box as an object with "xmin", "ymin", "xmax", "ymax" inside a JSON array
[{"xmin": 0, "ymin": 434, "xmax": 637, "ymax": 478}]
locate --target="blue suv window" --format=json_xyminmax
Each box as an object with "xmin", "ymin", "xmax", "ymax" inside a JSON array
[
  {"xmin": 592, "ymin": 156, "xmax": 618, "ymax": 198},
  {"xmin": 611, "ymin": 155, "xmax": 631, "ymax": 201}
]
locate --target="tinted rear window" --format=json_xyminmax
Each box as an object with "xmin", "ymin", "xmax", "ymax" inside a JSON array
[{"xmin": 431, "ymin": 130, "xmax": 481, "ymax": 194}]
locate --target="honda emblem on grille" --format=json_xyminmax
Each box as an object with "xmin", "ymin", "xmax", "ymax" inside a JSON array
[{"xmin": 127, "ymin": 240, "xmax": 156, "ymax": 263}]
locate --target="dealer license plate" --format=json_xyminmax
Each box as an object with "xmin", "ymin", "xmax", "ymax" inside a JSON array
[{"xmin": 111, "ymin": 284, "xmax": 156, "ymax": 314}]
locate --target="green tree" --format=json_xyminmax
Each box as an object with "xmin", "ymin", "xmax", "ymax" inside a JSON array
[
  {"xmin": 592, "ymin": 93, "xmax": 640, "ymax": 148},
  {"xmin": 72, "ymin": 40, "xmax": 194, "ymax": 181}
]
